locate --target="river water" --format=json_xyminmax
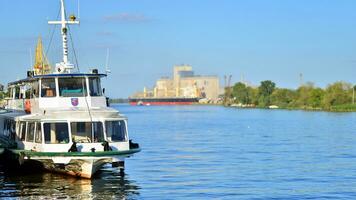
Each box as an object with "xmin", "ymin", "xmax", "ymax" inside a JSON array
[{"xmin": 1, "ymin": 105, "xmax": 356, "ymax": 199}]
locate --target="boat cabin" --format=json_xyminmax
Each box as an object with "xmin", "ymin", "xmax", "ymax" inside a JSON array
[
  {"xmin": 6, "ymin": 72, "xmax": 108, "ymax": 112},
  {"xmin": 1, "ymin": 71, "xmax": 132, "ymax": 152}
]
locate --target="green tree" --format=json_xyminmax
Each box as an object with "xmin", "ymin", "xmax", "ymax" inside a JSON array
[
  {"xmin": 323, "ymin": 82, "xmax": 352, "ymax": 108},
  {"xmin": 295, "ymin": 82, "xmax": 315, "ymax": 107},
  {"xmin": 353, "ymin": 85, "xmax": 356, "ymax": 104},
  {"xmin": 223, "ymin": 86, "xmax": 233, "ymax": 106},
  {"xmin": 258, "ymin": 80, "xmax": 276, "ymax": 106},
  {"xmin": 271, "ymin": 88, "xmax": 296, "ymax": 107},
  {"xmin": 308, "ymin": 88, "xmax": 324, "ymax": 108},
  {"xmin": 232, "ymin": 82, "xmax": 249, "ymax": 104},
  {"xmin": 231, "ymin": 82, "xmax": 259, "ymax": 105},
  {"xmin": 246, "ymin": 86, "xmax": 259, "ymax": 105}
]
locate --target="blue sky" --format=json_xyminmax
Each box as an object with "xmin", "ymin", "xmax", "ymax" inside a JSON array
[{"xmin": 0, "ymin": 0, "xmax": 355, "ymax": 98}]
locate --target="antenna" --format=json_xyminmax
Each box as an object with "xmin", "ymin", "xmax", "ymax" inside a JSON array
[
  {"xmin": 48, "ymin": 0, "xmax": 80, "ymax": 73},
  {"xmin": 299, "ymin": 73, "xmax": 304, "ymax": 86},
  {"xmin": 240, "ymin": 73, "xmax": 245, "ymax": 84},
  {"xmin": 77, "ymin": 0, "xmax": 80, "ymax": 19},
  {"xmin": 105, "ymin": 48, "xmax": 111, "ymax": 75}
]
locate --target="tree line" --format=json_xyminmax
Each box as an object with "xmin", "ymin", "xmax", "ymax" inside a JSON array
[{"xmin": 227, "ymin": 80, "xmax": 356, "ymax": 111}]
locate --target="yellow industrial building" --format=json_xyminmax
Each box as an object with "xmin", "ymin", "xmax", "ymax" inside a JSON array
[{"xmin": 131, "ymin": 65, "xmax": 220, "ymax": 101}]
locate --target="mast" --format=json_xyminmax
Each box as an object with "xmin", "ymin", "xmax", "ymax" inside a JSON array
[
  {"xmin": 105, "ymin": 48, "xmax": 111, "ymax": 74},
  {"xmin": 48, "ymin": 0, "xmax": 79, "ymax": 73}
]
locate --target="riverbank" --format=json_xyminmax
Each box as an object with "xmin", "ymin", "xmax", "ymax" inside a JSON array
[
  {"xmin": 121, "ymin": 101, "xmax": 356, "ymax": 112},
  {"xmin": 226, "ymin": 103, "xmax": 356, "ymax": 112},
  {"xmin": 329, "ymin": 104, "xmax": 356, "ymax": 112},
  {"xmin": 274, "ymin": 104, "xmax": 356, "ymax": 112},
  {"xmin": 228, "ymin": 81, "xmax": 356, "ymax": 113}
]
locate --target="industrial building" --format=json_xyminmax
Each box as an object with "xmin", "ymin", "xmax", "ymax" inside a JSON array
[{"xmin": 131, "ymin": 65, "xmax": 220, "ymax": 101}]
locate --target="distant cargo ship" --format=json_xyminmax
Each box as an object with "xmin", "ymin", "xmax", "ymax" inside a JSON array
[{"xmin": 129, "ymin": 97, "xmax": 200, "ymax": 105}]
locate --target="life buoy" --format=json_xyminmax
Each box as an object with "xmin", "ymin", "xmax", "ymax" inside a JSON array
[{"xmin": 25, "ymin": 99, "xmax": 31, "ymax": 114}]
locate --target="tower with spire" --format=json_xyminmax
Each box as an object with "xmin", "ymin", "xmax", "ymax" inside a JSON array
[{"xmin": 33, "ymin": 37, "xmax": 51, "ymax": 75}]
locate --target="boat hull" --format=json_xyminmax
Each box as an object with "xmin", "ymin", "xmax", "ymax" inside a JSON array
[
  {"xmin": 40, "ymin": 157, "xmax": 110, "ymax": 178},
  {"xmin": 1, "ymin": 148, "xmax": 140, "ymax": 178}
]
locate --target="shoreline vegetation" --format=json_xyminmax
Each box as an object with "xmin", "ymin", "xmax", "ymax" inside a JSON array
[{"xmin": 225, "ymin": 80, "xmax": 356, "ymax": 112}]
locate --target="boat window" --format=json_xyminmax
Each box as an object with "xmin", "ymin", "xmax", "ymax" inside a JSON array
[
  {"xmin": 3, "ymin": 119, "xmax": 16, "ymax": 140},
  {"xmin": 44, "ymin": 123, "xmax": 69, "ymax": 144},
  {"xmin": 71, "ymin": 122, "xmax": 105, "ymax": 143},
  {"xmin": 25, "ymin": 84, "xmax": 32, "ymax": 99},
  {"xmin": 26, "ymin": 122, "xmax": 35, "ymax": 142},
  {"xmin": 23, "ymin": 84, "xmax": 34, "ymax": 99},
  {"xmin": 31, "ymin": 81, "xmax": 40, "ymax": 98},
  {"xmin": 8, "ymin": 87, "xmax": 13, "ymax": 99},
  {"xmin": 89, "ymin": 77, "xmax": 102, "ymax": 96},
  {"xmin": 93, "ymin": 122, "xmax": 105, "ymax": 142},
  {"xmin": 15, "ymin": 86, "xmax": 20, "ymax": 99},
  {"xmin": 3, "ymin": 119, "xmax": 10, "ymax": 137},
  {"xmin": 59, "ymin": 78, "xmax": 87, "ymax": 97},
  {"xmin": 35, "ymin": 122, "xmax": 42, "ymax": 143},
  {"xmin": 19, "ymin": 121, "xmax": 26, "ymax": 141},
  {"xmin": 20, "ymin": 85, "xmax": 25, "ymax": 99},
  {"xmin": 41, "ymin": 78, "xmax": 56, "ymax": 97},
  {"xmin": 105, "ymin": 121, "xmax": 127, "ymax": 142}
]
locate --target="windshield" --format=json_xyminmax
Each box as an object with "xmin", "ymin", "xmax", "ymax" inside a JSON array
[
  {"xmin": 26, "ymin": 122, "xmax": 35, "ymax": 142},
  {"xmin": 35, "ymin": 122, "xmax": 42, "ymax": 143},
  {"xmin": 71, "ymin": 122, "xmax": 105, "ymax": 143},
  {"xmin": 43, "ymin": 122, "xmax": 70, "ymax": 144},
  {"xmin": 105, "ymin": 121, "xmax": 127, "ymax": 142},
  {"xmin": 59, "ymin": 77, "xmax": 87, "ymax": 97},
  {"xmin": 89, "ymin": 77, "xmax": 102, "ymax": 96},
  {"xmin": 41, "ymin": 78, "xmax": 56, "ymax": 97}
]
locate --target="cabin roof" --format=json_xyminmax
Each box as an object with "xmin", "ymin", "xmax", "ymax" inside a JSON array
[
  {"xmin": 8, "ymin": 73, "xmax": 107, "ymax": 86},
  {"xmin": 15, "ymin": 107, "xmax": 124, "ymax": 121},
  {"xmin": 0, "ymin": 110, "xmax": 26, "ymax": 118}
]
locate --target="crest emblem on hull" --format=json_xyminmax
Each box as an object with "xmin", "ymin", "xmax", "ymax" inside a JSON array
[{"xmin": 71, "ymin": 98, "xmax": 79, "ymax": 106}]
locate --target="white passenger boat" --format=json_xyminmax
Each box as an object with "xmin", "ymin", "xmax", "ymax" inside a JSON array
[{"xmin": 0, "ymin": 0, "xmax": 140, "ymax": 178}]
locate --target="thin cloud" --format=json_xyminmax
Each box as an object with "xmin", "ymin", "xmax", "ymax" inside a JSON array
[
  {"xmin": 0, "ymin": 50, "xmax": 28, "ymax": 55},
  {"xmin": 96, "ymin": 31, "xmax": 115, "ymax": 37},
  {"xmin": 92, "ymin": 43, "xmax": 121, "ymax": 49},
  {"xmin": 0, "ymin": 36, "xmax": 40, "ymax": 44},
  {"xmin": 103, "ymin": 13, "xmax": 150, "ymax": 23}
]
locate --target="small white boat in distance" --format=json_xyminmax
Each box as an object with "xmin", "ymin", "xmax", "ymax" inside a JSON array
[{"xmin": 0, "ymin": 0, "xmax": 140, "ymax": 178}]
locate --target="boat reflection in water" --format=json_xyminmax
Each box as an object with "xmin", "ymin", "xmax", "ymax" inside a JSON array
[{"xmin": 0, "ymin": 164, "xmax": 140, "ymax": 199}]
